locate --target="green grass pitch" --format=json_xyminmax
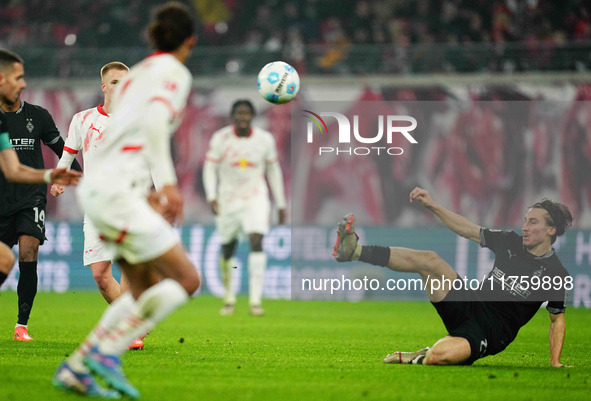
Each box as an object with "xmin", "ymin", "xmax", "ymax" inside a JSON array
[{"xmin": 0, "ymin": 291, "xmax": 590, "ymax": 401}]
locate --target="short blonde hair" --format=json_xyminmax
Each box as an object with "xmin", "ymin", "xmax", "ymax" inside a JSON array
[{"xmin": 100, "ymin": 62, "xmax": 129, "ymax": 81}]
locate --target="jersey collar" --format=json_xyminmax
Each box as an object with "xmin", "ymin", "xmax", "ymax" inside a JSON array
[
  {"xmin": 147, "ymin": 51, "xmax": 172, "ymax": 59},
  {"xmin": 97, "ymin": 104, "xmax": 109, "ymax": 117},
  {"xmin": 0, "ymin": 99, "xmax": 24, "ymax": 114},
  {"xmin": 523, "ymin": 246, "xmax": 555, "ymax": 259},
  {"xmin": 233, "ymin": 125, "xmax": 252, "ymax": 138}
]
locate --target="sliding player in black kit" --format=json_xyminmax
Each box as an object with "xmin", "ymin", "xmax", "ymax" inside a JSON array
[
  {"xmin": 333, "ymin": 187, "xmax": 573, "ymax": 367},
  {"xmin": 0, "ymin": 49, "xmax": 82, "ymax": 341}
]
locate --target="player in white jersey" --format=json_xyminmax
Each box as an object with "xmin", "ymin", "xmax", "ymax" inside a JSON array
[
  {"xmin": 203, "ymin": 99, "xmax": 286, "ymax": 316},
  {"xmin": 53, "ymin": 3, "xmax": 200, "ymax": 399},
  {"xmin": 50, "ymin": 61, "xmax": 145, "ymax": 350}
]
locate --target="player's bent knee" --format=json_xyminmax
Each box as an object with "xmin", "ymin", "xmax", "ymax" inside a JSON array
[
  {"xmin": 420, "ymin": 250, "xmax": 441, "ymax": 264},
  {"xmin": 411, "ymin": 250, "xmax": 441, "ymax": 271},
  {"xmin": 424, "ymin": 337, "xmax": 471, "ymax": 365}
]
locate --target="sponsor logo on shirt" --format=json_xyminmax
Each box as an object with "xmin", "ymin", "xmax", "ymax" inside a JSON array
[{"xmin": 10, "ymin": 137, "xmax": 35, "ymax": 150}]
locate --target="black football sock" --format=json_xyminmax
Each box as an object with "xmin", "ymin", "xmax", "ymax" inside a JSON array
[
  {"xmin": 359, "ymin": 246, "xmax": 390, "ymax": 267},
  {"xmin": 17, "ymin": 261, "xmax": 38, "ymax": 325}
]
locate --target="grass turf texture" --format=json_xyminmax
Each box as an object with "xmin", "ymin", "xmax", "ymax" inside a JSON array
[{"xmin": 0, "ymin": 291, "xmax": 590, "ymax": 401}]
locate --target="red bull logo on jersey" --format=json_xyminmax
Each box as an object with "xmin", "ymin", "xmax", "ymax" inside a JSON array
[
  {"xmin": 232, "ymin": 159, "xmax": 255, "ymax": 169},
  {"xmin": 303, "ymin": 110, "xmax": 417, "ymax": 156}
]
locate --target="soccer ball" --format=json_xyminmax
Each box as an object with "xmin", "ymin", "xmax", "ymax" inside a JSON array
[{"xmin": 257, "ymin": 61, "xmax": 300, "ymax": 104}]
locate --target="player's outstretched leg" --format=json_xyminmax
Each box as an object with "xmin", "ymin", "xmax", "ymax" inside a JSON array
[
  {"xmin": 84, "ymin": 346, "xmax": 140, "ymax": 399},
  {"xmin": 383, "ymin": 347, "xmax": 430, "ymax": 364},
  {"xmin": 333, "ymin": 214, "xmax": 360, "ymax": 262},
  {"xmin": 53, "ymin": 361, "xmax": 121, "ymax": 398},
  {"xmin": 332, "ymin": 213, "xmax": 458, "ymax": 303}
]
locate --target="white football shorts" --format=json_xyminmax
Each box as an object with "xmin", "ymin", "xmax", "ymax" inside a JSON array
[
  {"xmin": 83, "ymin": 216, "xmax": 115, "ymax": 266},
  {"xmin": 216, "ymin": 194, "xmax": 270, "ymax": 244},
  {"xmin": 77, "ymin": 179, "xmax": 180, "ymax": 264}
]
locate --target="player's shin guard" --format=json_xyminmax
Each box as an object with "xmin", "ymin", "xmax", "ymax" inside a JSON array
[
  {"xmin": 17, "ymin": 261, "xmax": 38, "ymax": 325},
  {"xmin": 69, "ymin": 292, "xmax": 136, "ymax": 372},
  {"xmin": 248, "ymin": 252, "xmax": 266, "ymax": 307},
  {"xmin": 220, "ymin": 257, "xmax": 236, "ymax": 305},
  {"xmin": 98, "ymin": 279, "xmax": 189, "ymax": 356}
]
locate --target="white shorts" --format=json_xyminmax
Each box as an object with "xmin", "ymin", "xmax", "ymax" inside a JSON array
[
  {"xmin": 216, "ymin": 194, "xmax": 270, "ymax": 244},
  {"xmin": 77, "ymin": 179, "xmax": 180, "ymax": 264},
  {"xmin": 83, "ymin": 216, "xmax": 115, "ymax": 266}
]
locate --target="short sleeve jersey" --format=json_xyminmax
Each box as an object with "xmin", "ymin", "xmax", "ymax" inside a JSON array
[
  {"xmin": 204, "ymin": 125, "xmax": 279, "ymax": 204},
  {"xmin": 84, "ymin": 52, "xmax": 192, "ymax": 191},
  {"xmin": 479, "ymin": 228, "xmax": 570, "ymax": 340},
  {"xmin": 61, "ymin": 105, "xmax": 110, "ymax": 178},
  {"xmin": 0, "ymin": 101, "xmax": 62, "ymax": 215}
]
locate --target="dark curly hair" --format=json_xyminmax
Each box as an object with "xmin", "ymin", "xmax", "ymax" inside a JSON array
[
  {"xmin": 147, "ymin": 2, "xmax": 195, "ymax": 52},
  {"xmin": 231, "ymin": 99, "xmax": 256, "ymax": 116},
  {"xmin": 530, "ymin": 198, "xmax": 573, "ymax": 244}
]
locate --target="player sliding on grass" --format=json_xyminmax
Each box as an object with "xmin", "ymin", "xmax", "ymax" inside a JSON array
[
  {"xmin": 333, "ymin": 187, "xmax": 572, "ymax": 367},
  {"xmin": 53, "ymin": 2, "xmax": 200, "ymax": 399}
]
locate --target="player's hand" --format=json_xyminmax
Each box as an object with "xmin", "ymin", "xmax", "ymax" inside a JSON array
[
  {"xmin": 50, "ymin": 183, "xmax": 65, "ymax": 197},
  {"xmin": 278, "ymin": 208, "xmax": 286, "ymax": 225},
  {"xmin": 410, "ymin": 187, "xmax": 436, "ymax": 209},
  {"xmin": 149, "ymin": 185, "xmax": 183, "ymax": 224},
  {"xmin": 51, "ymin": 168, "xmax": 82, "ymax": 186},
  {"xmin": 209, "ymin": 200, "xmax": 219, "ymax": 215}
]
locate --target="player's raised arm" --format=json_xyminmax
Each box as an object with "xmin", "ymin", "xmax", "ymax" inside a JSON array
[{"xmin": 410, "ymin": 187, "xmax": 481, "ymax": 243}]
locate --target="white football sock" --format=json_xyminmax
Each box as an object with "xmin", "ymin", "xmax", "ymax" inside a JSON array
[
  {"xmin": 69, "ymin": 292, "xmax": 135, "ymax": 372},
  {"xmin": 98, "ymin": 279, "xmax": 189, "ymax": 356},
  {"xmin": 220, "ymin": 257, "xmax": 236, "ymax": 305},
  {"xmin": 248, "ymin": 252, "xmax": 266, "ymax": 306}
]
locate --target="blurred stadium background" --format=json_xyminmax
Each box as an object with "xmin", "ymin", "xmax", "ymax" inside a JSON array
[{"xmin": 1, "ymin": 0, "xmax": 591, "ymax": 305}]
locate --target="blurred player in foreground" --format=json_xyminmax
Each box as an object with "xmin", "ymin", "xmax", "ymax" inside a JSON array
[
  {"xmin": 0, "ymin": 49, "xmax": 83, "ymax": 342},
  {"xmin": 53, "ymin": 2, "xmax": 200, "ymax": 398},
  {"xmin": 203, "ymin": 99, "xmax": 286, "ymax": 316},
  {"xmin": 334, "ymin": 187, "xmax": 572, "ymax": 367},
  {"xmin": 50, "ymin": 62, "xmax": 144, "ymax": 350}
]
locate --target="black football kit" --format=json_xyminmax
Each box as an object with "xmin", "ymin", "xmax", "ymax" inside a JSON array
[
  {"xmin": 433, "ymin": 228, "xmax": 569, "ymax": 364},
  {"xmin": 0, "ymin": 100, "xmax": 81, "ymax": 326}
]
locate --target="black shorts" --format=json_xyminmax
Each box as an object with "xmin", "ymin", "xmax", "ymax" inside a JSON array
[
  {"xmin": 0, "ymin": 206, "xmax": 46, "ymax": 248},
  {"xmin": 432, "ymin": 288, "xmax": 512, "ymax": 365}
]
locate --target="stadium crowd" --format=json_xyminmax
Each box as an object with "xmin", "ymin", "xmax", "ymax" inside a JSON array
[{"xmin": 1, "ymin": 0, "xmax": 590, "ymax": 49}]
